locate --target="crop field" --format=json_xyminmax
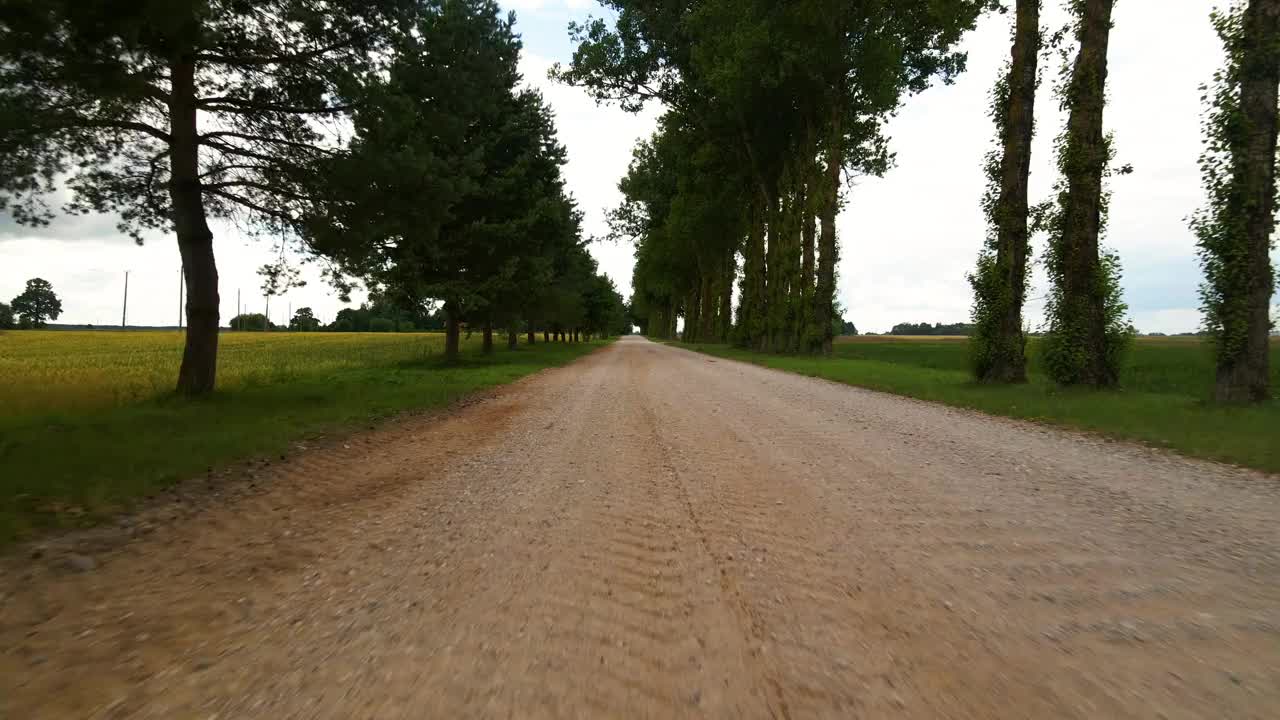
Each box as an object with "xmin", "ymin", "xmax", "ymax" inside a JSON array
[
  {"xmin": 2, "ymin": 330, "xmax": 463, "ymax": 421},
  {"xmin": 680, "ymin": 335, "xmax": 1280, "ymax": 473},
  {"xmin": 0, "ymin": 330, "xmax": 603, "ymax": 542}
]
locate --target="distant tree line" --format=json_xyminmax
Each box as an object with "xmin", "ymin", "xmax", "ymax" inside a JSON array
[
  {"xmin": 0, "ymin": 0, "xmax": 626, "ymax": 395},
  {"xmin": 889, "ymin": 323, "xmax": 976, "ymax": 337}
]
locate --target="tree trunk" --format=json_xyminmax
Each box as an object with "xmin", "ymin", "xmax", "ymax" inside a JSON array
[
  {"xmin": 800, "ymin": 181, "xmax": 817, "ymax": 351},
  {"xmin": 1217, "ymin": 0, "xmax": 1280, "ymax": 402},
  {"xmin": 698, "ymin": 272, "xmax": 716, "ymax": 342},
  {"xmin": 527, "ymin": 322, "xmax": 536, "ymax": 345},
  {"xmin": 983, "ymin": 0, "xmax": 1041, "ymax": 383},
  {"xmin": 739, "ymin": 195, "xmax": 768, "ymax": 349},
  {"xmin": 1055, "ymin": 0, "xmax": 1117, "ymax": 387},
  {"xmin": 815, "ymin": 110, "xmax": 844, "ymax": 357},
  {"xmin": 543, "ymin": 329, "xmax": 550, "ymax": 343},
  {"xmin": 508, "ymin": 326, "xmax": 518, "ymax": 350},
  {"xmin": 482, "ymin": 317, "xmax": 494, "ymax": 354},
  {"xmin": 169, "ymin": 52, "xmax": 220, "ymax": 396},
  {"xmin": 444, "ymin": 304, "xmax": 461, "ymax": 363},
  {"xmin": 719, "ymin": 254, "xmax": 735, "ymax": 342}
]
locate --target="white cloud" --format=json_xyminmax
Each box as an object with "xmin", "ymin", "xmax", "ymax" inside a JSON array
[{"xmin": 518, "ymin": 51, "xmax": 660, "ymax": 298}]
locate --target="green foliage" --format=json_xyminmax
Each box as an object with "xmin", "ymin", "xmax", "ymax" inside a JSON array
[
  {"xmin": 228, "ymin": 313, "xmax": 273, "ymax": 331},
  {"xmin": 1190, "ymin": 3, "xmax": 1279, "ymax": 387},
  {"xmin": 10, "ymin": 277, "xmax": 62, "ymax": 328},
  {"xmin": 890, "ymin": 322, "xmax": 976, "ymax": 336},
  {"xmin": 0, "ymin": 301, "xmax": 13, "ymax": 329},
  {"xmin": 369, "ymin": 317, "xmax": 395, "ymax": 333},
  {"xmin": 298, "ymin": 1, "xmax": 607, "ymax": 352},
  {"xmin": 680, "ymin": 337, "xmax": 1280, "ymax": 474},
  {"xmin": 1040, "ymin": 0, "xmax": 1133, "ymax": 386},
  {"xmin": 289, "ymin": 307, "xmax": 321, "ymax": 332},
  {"xmin": 561, "ymin": 0, "xmax": 989, "ymax": 353},
  {"xmin": 968, "ymin": 23, "xmax": 1036, "ymax": 381},
  {"xmin": 0, "ymin": 0, "xmax": 402, "ymax": 235}
]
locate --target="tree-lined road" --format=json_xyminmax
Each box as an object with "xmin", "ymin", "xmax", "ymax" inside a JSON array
[{"xmin": 3, "ymin": 337, "xmax": 1278, "ymax": 718}]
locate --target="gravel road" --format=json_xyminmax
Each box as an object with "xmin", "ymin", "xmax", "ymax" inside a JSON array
[{"xmin": 3, "ymin": 336, "xmax": 1278, "ymax": 719}]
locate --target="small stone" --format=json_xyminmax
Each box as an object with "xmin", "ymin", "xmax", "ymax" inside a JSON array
[{"xmin": 65, "ymin": 554, "xmax": 97, "ymax": 572}]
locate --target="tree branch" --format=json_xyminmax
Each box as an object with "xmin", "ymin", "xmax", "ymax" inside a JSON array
[
  {"xmin": 204, "ymin": 187, "xmax": 299, "ymax": 224},
  {"xmin": 195, "ymin": 97, "xmax": 355, "ymax": 115},
  {"xmin": 199, "ymin": 130, "xmax": 338, "ymax": 155},
  {"xmin": 195, "ymin": 35, "xmax": 368, "ymax": 68}
]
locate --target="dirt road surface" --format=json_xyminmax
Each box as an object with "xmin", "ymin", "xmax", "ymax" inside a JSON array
[{"xmin": 3, "ymin": 336, "xmax": 1278, "ymax": 719}]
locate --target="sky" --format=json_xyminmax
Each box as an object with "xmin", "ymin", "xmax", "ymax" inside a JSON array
[{"xmin": 1, "ymin": 0, "xmax": 1274, "ymax": 333}]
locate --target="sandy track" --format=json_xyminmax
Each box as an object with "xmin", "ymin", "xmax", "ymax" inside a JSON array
[{"xmin": 3, "ymin": 336, "xmax": 1278, "ymax": 719}]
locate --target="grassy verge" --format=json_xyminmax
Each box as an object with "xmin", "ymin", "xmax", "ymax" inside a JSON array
[
  {"xmin": 675, "ymin": 338, "xmax": 1280, "ymax": 474},
  {"xmin": 0, "ymin": 333, "xmax": 605, "ymax": 543}
]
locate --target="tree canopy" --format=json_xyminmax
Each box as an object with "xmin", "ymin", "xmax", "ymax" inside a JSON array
[{"xmin": 10, "ymin": 277, "xmax": 62, "ymax": 328}]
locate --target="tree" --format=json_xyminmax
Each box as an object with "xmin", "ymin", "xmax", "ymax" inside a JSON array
[
  {"xmin": 1192, "ymin": 0, "xmax": 1280, "ymax": 403},
  {"xmin": 300, "ymin": 0, "xmax": 528, "ymax": 363},
  {"xmin": 0, "ymin": 0, "xmax": 406, "ymax": 394},
  {"xmin": 1041, "ymin": 0, "xmax": 1132, "ymax": 387},
  {"xmin": 258, "ymin": 251, "xmax": 306, "ymax": 332},
  {"xmin": 558, "ymin": 0, "xmax": 986, "ymax": 355},
  {"xmin": 227, "ymin": 313, "xmax": 271, "ymax": 331},
  {"xmin": 970, "ymin": 0, "xmax": 1042, "ymax": 383},
  {"xmin": 10, "ymin": 277, "xmax": 62, "ymax": 328},
  {"xmin": 289, "ymin": 306, "xmax": 321, "ymax": 331},
  {"xmin": 0, "ymin": 301, "xmax": 14, "ymax": 329}
]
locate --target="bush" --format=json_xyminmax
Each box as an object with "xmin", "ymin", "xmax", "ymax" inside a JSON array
[
  {"xmin": 397, "ymin": 321, "xmax": 417, "ymax": 332},
  {"xmin": 369, "ymin": 317, "xmax": 395, "ymax": 333}
]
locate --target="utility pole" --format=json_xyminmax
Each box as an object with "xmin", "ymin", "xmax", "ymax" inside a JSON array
[
  {"xmin": 121, "ymin": 270, "xmax": 129, "ymax": 328},
  {"xmin": 287, "ymin": 301, "xmax": 291, "ymax": 332}
]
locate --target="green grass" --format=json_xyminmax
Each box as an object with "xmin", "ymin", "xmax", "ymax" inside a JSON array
[
  {"xmin": 676, "ymin": 336, "xmax": 1280, "ymax": 474},
  {"xmin": 0, "ymin": 330, "xmax": 606, "ymax": 543}
]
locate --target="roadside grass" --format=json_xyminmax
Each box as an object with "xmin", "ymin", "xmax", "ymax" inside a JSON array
[
  {"xmin": 676, "ymin": 336, "xmax": 1280, "ymax": 474},
  {"xmin": 0, "ymin": 330, "xmax": 605, "ymax": 544}
]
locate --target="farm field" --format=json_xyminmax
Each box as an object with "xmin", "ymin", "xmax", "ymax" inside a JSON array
[
  {"xmin": 677, "ymin": 335, "xmax": 1280, "ymax": 473},
  {"xmin": 0, "ymin": 330, "xmax": 605, "ymax": 542}
]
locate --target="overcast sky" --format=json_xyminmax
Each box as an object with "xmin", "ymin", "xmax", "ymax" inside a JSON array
[{"xmin": 1, "ymin": 0, "xmax": 1274, "ymax": 333}]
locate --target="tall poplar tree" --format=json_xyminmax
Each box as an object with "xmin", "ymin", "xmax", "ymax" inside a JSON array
[
  {"xmin": 1192, "ymin": 0, "xmax": 1280, "ymax": 403},
  {"xmin": 1042, "ymin": 0, "xmax": 1132, "ymax": 387},
  {"xmin": 970, "ymin": 0, "xmax": 1042, "ymax": 383}
]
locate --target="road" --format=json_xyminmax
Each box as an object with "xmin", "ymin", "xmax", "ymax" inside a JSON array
[{"xmin": 3, "ymin": 336, "xmax": 1279, "ymax": 719}]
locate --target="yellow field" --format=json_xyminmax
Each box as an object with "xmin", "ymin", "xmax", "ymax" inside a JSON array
[{"xmin": 0, "ymin": 330, "xmax": 461, "ymax": 418}]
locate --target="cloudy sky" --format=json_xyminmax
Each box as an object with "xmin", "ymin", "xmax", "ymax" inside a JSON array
[{"xmin": 1, "ymin": 0, "xmax": 1272, "ymax": 333}]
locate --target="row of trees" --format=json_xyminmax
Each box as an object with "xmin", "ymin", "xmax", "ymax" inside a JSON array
[
  {"xmin": 890, "ymin": 322, "xmax": 977, "ymax": 337},
  {"xmin": 970, "ymin": 0, "xmax": 1278, "ymax": 403},
  {"xmin": 564, "ymin": 0, "xmax": 1277, "ymax": 404},
  {"xmin": 556, "ymin": 0, "xmax": 987, "ymax": 352},
  {"xmin": 0, "ymin": 0, "xmax": 625, "ymax": 395}
]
